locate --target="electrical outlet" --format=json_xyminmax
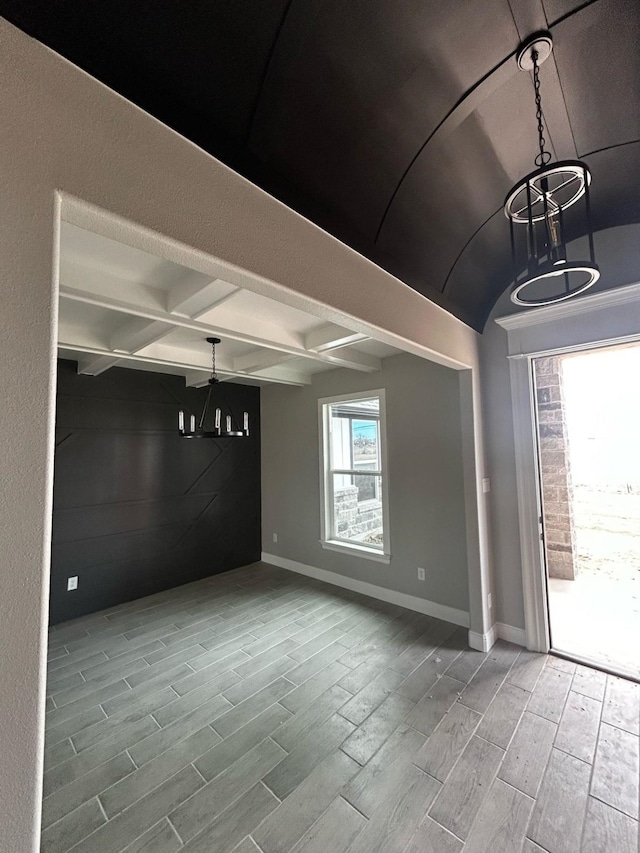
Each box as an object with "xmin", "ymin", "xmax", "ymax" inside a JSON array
[
  {"xmin": 417, "ymin": 567, "xmax": 426, "ymax": 581},
  {"xmin": 67, "ymin": 576, "xmax": 78, "ymax": 591},
  {"xmin": 482, "ymin": 477, "xmax": 491, "ymax": 493},
  {"xmin": 272, "ymin": 533, "xmax": 278, "ymax": 543},
  {"xmin": 488, "ymin": 592, "xmax": 492, "ymax": 609}
]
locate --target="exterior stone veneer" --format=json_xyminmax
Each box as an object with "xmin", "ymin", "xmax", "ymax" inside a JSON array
[
  {"xmin": 534, "ymin": 356, "xmax": 577, "ymax": 580},
  {"xmin": 334, "ymin": 486, "xmax": 383, "ymax": 541}
]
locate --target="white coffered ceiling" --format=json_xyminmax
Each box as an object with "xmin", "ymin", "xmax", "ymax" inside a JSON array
[{"xmin": 58, "ymin": 222, "xmax": 403, "ymax": 387}]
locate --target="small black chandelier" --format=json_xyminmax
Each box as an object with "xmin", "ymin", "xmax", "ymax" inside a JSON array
[
  {"xmin": 178, "ymin": 337, "xmax": 249, "ymax": 439},
  {"xmin": 505, "ymin": 32, "xmax": 599, "ymax": 306}
]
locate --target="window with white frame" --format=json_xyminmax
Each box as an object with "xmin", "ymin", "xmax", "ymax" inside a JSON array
[{"xmin": 319, "ymin": 391, "xmax": 389, "ymax": 560}]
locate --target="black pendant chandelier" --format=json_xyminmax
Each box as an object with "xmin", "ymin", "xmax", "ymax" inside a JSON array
[
  {"xmin": 178, "ymin": 337, "xmax": 249, "ymax": 439},
  {"xmin": 505, "ymin": 32, "xmax": 599, "ymax": 307}
]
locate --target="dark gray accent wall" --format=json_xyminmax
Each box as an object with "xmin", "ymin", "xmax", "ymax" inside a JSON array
[{"xmin": 50, "ymin": 360, "xmax": 260, "ymax": 624}]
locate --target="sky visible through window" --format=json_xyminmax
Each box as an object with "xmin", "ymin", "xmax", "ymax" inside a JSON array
[{"xmin": 352, "ymin": 419, "xmax": 377, "ymax": 441}]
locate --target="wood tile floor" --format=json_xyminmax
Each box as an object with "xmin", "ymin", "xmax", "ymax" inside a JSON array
[{"xmin": 43, "ymin": 562, "xmax": 640, "ymax": 853}]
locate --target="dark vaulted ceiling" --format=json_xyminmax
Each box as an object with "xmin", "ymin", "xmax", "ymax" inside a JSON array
[{"xmin": 3, "ymin": 0, "xmax": 639, "ymax": 330}]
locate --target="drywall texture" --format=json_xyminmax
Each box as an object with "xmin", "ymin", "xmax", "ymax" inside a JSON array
[
  {"xmin": 0, "ymin": 21, "xmax": 486, "ymax": 852},
  {"xmin": 262, "ymin": 353, "xmax": 470, "ymax": 613},
  {"xmin": 51, "ymin": 360, "xmax": 260, "ymax": 624},
  {"xmin": 480, "ymin": 224, "xmax": 640, "ymax": 633}
]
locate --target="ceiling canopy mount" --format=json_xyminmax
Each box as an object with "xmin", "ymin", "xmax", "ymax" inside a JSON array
[{"xmin": 516, "ymin": 32, "xmax": 553, "ymax": 72}]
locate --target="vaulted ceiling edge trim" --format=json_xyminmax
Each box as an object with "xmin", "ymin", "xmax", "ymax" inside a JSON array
[
  {"xmin": 441, "ymin": 208, "xmax": 503, "ymax": 297},
  {"xmin": 545, "ymin": 0, "xmax": 602, "ymax": 28},
  {"xmin": 373, "ymin": 51, "xmax": 516, "ymax": 243},
  {"xmin": 580, "ymin": 137, "xmax": 640, "ymax": 160},
  {"xmin": 245, "ymin": 0, "xmax": 296, "ymax": 145}
]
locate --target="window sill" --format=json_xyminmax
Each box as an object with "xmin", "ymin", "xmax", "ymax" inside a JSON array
[{"xmin": 320, "ymin": 540, "xmax": 390, "ymax": 564}]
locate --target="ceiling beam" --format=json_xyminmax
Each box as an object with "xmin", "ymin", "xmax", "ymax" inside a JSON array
[
  {"xmin": 167, "ymin": 275, "xmax": 240, "ymax": 317},
  {"xmin": 185, "ymin": 366, "xmax": 309, "ymax": 388},
  {"xmin": 59, "ymin": 335, "xmax": 215, "ymax": 375},
  {"xmin": 250, "ymin": 365, "xmax": 312, "ymax": 385},
  {"xmin": 76, "ymin": 354, "xmax": 121, "ymax": 376},
  {"xmin": 305, "ymin": 323, "xmax": 369, "ymax": 352},
  {"xmin": 184, "ymin": 370, "xmax": 213, "ymax": 388},
  {"xmin": 233, "ymin": 348, "xmax": 295, "ymax": 373},
  {"xmin": 58, "ymin": 338, "xmax": 311, "ymax": 387},
  {"xmin": 59, "ymin": 284, "xmax": 382, "ymax": 373},
  {"xmin": 110, "ymin": 318, "xmax": 175, "ymax": 353},
  {"xmin": 60, "ymin": 284, "xmax": 305, "ymax": 357},
  {"xmin": 318, "ymin": 348, "xmax": 381, "ymax": 372},
  {"xmin": 61, "ymin": 257, "xmax": 168, "ymax": 313}
]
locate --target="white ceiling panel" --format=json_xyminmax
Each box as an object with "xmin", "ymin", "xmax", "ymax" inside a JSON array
[
  {"xmin": 61, "ymin": 222, "xmax": 201, "ymax": 290},
  {"xmin": 57, "ymin": 222, "xmax": 406, "ymax": 387},
  {"xmin": 343, "ymin": 339, "xmax": 402, "ymax": 359},
  {"xmin": 144, "ymin": 327, "xmax": 255, "ymax": 359},
  {"xmin": 57, "ymin": 300, "xmax": 127, "ymax": 350},
  {"xmin": 197, "ymin": 294, "xmax": 323, "ymax": 339}
]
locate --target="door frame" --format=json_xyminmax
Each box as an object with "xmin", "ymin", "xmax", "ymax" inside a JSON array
[
  {"xmin": 496, "ymin": 281, "xmax": 640, "ymax": 651},
  {"xmin": 508, "ymin": 354, "xmax": 550, "ymax": 652}
]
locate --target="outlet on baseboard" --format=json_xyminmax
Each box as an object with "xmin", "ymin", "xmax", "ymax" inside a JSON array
[
  {"xmin": 67, "ymin": 576, "xmax": 78, "ymax": 591},
  {"xmin": 417, "ymin": 567, "xmax": 426, "ymax": 581},
  {"xmin": 272, "ymin": 533, "xmax": 278, "ymax": 543}
]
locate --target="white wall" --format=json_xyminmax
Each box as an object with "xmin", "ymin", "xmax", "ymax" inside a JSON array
[
  {"xmin": 480, "ymin": 311, "xmax": 526, "ymax": 629},
  {"xmin": 480, "ymin": 224, "xmax": 640, "ymax": 633},
  {"xmin": 262, "ymin": 353, "xmax": 470, "ymax": 618},
  {"xmin": 0, "ymin": 21, "xmax": 492, "ymax": 852}
]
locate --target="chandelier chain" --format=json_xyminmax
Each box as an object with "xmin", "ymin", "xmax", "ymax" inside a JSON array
[
  {"xmin": 532, "ymin": 49, "xmax": 551, "ymax": 167},
  {"xmin": 210, "ymin": 338, "xmax": 217, "ymax": 382}
]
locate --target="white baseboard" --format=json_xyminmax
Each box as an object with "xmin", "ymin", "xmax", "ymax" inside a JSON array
[
  {"xmin": 468, "ymin": 621, "xmax": 527, "ymax": 652},
  {"xmin": 468, "ymin": 625, "xmax": 497, "ymax": 652},
  {"xmin": 496, "ymin": 622, "xmax": 527, "ymax": 646},
  {"xmin": 262, "ymin": 552, "xmax": 469, "ymax": 629}
]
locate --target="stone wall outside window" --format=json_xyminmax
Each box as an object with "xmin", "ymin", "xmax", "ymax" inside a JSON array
[{"xmin": 334, "ymin": 485, "xmax": 383, "ymax": 541}]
